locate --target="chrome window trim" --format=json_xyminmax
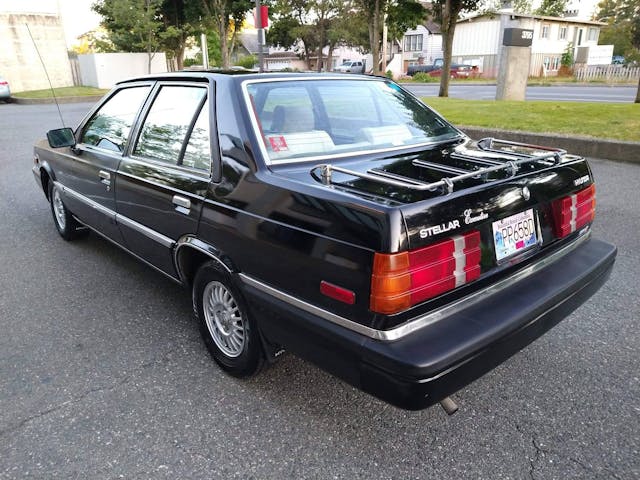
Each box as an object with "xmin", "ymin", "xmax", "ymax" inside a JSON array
[
  {"xmin": 240, "ymin": 77, "xmax": 463, "ymax": 166},
  {"xmin": 54, "ymin": 181, "xmax": 175, "ymax": 249},
  {"xmin": 118, "ymin": 156, "xmax": 211, "ymax": 184},
  {"xmin": 239, "ymin": 231, "xmax": 591, "ymax": 342}
]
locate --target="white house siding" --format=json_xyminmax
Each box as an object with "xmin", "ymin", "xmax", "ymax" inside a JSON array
[
  {"xmin": 454, "ymin": 14, "xmax": 606, "ymax": 77},
  {"xmin": 401, "ymin": 25, "xmax": 443, "ymax": 70},
  {"xmin": 452, "ymin": 18, "xmax": 502, "ymax": 76}
]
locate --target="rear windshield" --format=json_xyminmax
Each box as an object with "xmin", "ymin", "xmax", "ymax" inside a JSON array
[{"xmin": 244, "ymin": 79, "xmax": 459, "ymax": 164}]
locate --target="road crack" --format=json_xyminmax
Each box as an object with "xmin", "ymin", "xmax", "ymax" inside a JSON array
[{"xmin": 0, "ymin": 347, "xmax": 176, "ymax": 439}]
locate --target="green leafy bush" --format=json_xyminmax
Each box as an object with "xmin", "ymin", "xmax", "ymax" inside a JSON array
[{"xmin": 412, "ymin": 72, "xmax": 438, "ymax": 83}]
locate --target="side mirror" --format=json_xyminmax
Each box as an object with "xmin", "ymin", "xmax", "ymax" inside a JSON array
[{"xmin": 46, "ymin": 127, "xmax": 76, "ymax": 148}]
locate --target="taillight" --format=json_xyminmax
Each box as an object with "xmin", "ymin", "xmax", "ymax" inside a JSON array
[
  {"xmin": 0, "ymin": 81, "xmax": 7, "ymax": 86},
  {"xmin": 551, "ymin": 184, "xmax": 596, "ymax": 238},
  {"xmin": 370, "ymin": 230, "xmax": 481, "ymax": 314}
]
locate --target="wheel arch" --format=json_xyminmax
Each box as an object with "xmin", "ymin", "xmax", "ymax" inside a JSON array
[
  {"xmin": 39, "ymin": 162, "xmax": 56, "ymax": 201},
  {"xmin": 174, "ymin": 235, "xmax": 237, "ymax": 288}
]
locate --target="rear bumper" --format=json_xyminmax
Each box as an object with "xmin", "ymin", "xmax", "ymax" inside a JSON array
[{"xmin": 245, "ymin": 236, "xmax": 616, "ymax": 410}]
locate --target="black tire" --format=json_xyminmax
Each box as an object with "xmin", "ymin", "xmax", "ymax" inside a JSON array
[
  {"xmin": 48, "ymin": 182, "xmax": 87, "ymax": 241},
  {"xmin": 193, "ymin": 261, "xmax": 265, "ymax": 377}
]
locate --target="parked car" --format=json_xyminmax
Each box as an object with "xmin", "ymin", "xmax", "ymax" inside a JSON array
[
  {"xmin": 0, "ymin": 75, "xmax": 10, "ymax": 102},
  {"xmin": 334, "ymin": 60, "xmax": 365, "ymax": 73},
  {"xmin": 33, "ymin": 72, "xmax": 616, "ymax": 411},
  {"xmin": 612, "ymin": 55, "xmax": 625, "ymax": 65},
  {"xmin": 408, "ymin": 59, "xmax": 476, "ymax": 79}
]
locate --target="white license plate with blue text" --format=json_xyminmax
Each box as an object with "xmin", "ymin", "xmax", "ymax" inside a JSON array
[{"xmin": 492, "ymin": 209, "xmax": 538, "ymax": 261}]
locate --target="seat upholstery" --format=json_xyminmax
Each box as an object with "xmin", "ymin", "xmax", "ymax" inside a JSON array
[{"xmin": 271, "ymin": 105, "xmax": 315, "ymax": 133}]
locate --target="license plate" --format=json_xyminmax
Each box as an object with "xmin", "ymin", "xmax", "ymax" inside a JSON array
[{"xmin": 492, "ymin": 209, "xmax": 538, "ymax": 262}]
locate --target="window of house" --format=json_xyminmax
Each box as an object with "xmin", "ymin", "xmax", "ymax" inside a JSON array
[
  {"xmin": 587, "ymin": 28, "xmax": 598, "ymax": 41},
  {"xmin": 404, "ymin": 34, "xmax": 423, "ymax": 52},
  {"xmin": 551, "ymin": 57, "xmax": 560, "ymax": 70},
  {"xmin": 558, "ymin": 26, "xmax": 567, "ymax": 40},
  {"xmin": 80, "ymin": 86, "xmax": 151, "ymax": 153},
  {"xmin": 134, "ymin": 85, "xmax": 207, "ymax": 165},
  {"xmin": 540, "ymin": 24, "xmax": 550, "ymax": 39}
]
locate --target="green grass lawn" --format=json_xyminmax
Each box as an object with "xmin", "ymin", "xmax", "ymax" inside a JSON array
[
  {"xmin": 12, "ymin": 86, "xmax": 109, "ymax": 98},
  {"xmin": 422, "ymin": 98, "xmax": 640, "ymax": 142}
]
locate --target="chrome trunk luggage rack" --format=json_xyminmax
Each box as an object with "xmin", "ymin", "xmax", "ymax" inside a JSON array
[{"xmin": 311, "ymin": 138, "xmax": 566, "ymax": 195}]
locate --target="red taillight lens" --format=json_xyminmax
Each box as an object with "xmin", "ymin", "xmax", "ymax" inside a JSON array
[
  {"xmin": 0, "ymin": 81, "xmax": 7, "ymax": 86},
  {"xmin": 551, "ymin": 184, "xmax": 596, "ymax": 238},
  {"xmin": 370, "ymin": 230, "xmax": 482, "ymax": 314}
]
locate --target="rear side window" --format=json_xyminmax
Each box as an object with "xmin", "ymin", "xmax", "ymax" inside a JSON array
[
  {"xmin": 134, "ymin": 85, "xmax": 207, "ymax": 165},
  {"xmin": 182, "ymin": 98, "xmax": 211, "ymax": 171},
  {"xmin": 81, "ymin": 86, "xmax": 151, "ymax": 152}
]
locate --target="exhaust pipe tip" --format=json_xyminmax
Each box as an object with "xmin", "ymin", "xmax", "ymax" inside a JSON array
[{"xmin": 440, "ymin": 396, "xmax": 459, "ymax": 416}]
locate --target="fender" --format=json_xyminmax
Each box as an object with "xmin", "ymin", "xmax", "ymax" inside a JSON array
[{"xmin": 173, "ymin": 234, "xmax": 237, "ymax": 282}]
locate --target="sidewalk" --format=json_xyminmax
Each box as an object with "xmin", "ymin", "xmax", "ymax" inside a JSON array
[{"xmin": 461, "ymin": 126, "xmax": 639, "ymax": 164}]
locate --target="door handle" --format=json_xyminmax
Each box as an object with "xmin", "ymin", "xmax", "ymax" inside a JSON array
[
  {"xmin": 172, "ymin": 195, "xmax": 191, "ymax": 210},
  {"xmin": 98, "ymin": 170, "xmax": 111, "ymax": 188}
]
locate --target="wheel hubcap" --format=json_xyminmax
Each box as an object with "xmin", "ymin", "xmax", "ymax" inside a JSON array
[
  {"xmin": 52, "ymin": 188, "xmax": 66, "ymax": 230},
  {"xmin": 203, "ymin": 281, "xmax": 245, "ymax": 357}
]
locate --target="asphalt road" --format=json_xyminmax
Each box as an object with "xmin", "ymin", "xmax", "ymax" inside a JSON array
[
  {"xmin": 404, "ymin": 84, "xmax": 638, "ymax": 103},
  {"xmin": 1, "ymin": 101, "xmax": 638, "ymax": 479}
]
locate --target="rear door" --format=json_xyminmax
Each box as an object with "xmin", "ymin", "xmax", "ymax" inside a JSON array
[
  {"xmin": 115, "ymin": 81, "xmax": 213, "ymax": 276},
  {"xmin": 54, "ymin": 84, "xmax": 152, "ymax": 242}
]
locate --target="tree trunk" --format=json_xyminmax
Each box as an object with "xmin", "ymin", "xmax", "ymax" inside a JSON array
[
  {"xmin": 327, "ymin": 43, "xmax": 335, "ymax": 72},
  {"xmin": 218, "ymin": 16, "xmax": 229, "ymax": 68},
  {"xmin": 370, "ymin": 0, "xmax": 381, "ymax": 75},
  {"xmin": 636, "ymin": 75, "xmax": 640, "ymax": 103},
  {"xmin": 176, "ymin": 42, "xmax": 185, "ymax": 70},
  {"xmin": 438, "ymin": 0, "xmax": 459, "ymax": 98}
]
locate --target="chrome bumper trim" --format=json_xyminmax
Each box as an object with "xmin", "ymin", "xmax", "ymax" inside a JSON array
[{"xmin": 240, "ymin": 231, "xmax": 592, "ymax": 342}]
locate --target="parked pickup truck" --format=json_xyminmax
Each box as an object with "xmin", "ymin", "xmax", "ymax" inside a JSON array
[
  {"xmin": 408, "ymin": 58, "xmax": 474, "ymax": 78},
  {"xmin": 33, "ymin": 72, "xmax": 616, "ymax": 411}
]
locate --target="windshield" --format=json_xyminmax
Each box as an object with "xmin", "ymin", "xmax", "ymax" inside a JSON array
[{"xmin": 244, "ymin": 78, "xmax": 460, "ymax": 164}]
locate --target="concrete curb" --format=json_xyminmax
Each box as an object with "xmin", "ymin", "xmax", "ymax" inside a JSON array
[
  {"xmin": 11, "ymin": 95, "xmax": 104, "ymax": 105},
  {"xmin": 461, "ymin": 126, "xmax": 640, "ymax": 164}
]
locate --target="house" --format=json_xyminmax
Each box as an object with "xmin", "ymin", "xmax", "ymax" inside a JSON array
[
  {"xmin": 400, "ymin": 20, "xmax": 443, "ymax": 73},
  {"xmin": 453, "ymin": 12, "xmax": 607, "ymax": 77}
]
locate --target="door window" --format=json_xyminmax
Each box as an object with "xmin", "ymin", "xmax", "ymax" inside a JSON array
[
  {"xmin": 182, "ymin": 99, "xmax": 211, "ymax": 171},
  {"xmin": 80, "ymin": 86, "xmax": 151, "ymax": 152},
  {"xmin": 134, "ymin": 85, "xmax": 207, "ymax": 165}
]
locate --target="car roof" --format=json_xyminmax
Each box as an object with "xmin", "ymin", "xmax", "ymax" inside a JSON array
[{"xmin": 116, "ymin": 71, "xmax": 381, "ymax": 86}]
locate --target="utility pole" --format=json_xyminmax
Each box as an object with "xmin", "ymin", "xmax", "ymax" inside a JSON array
[
  {"xmin": 201, "ymin": 33, "xmax": 209, "ymax": 69},
  {"xmin": 255, "ymin": 0, "xmax": 264, "ymax": 73}
]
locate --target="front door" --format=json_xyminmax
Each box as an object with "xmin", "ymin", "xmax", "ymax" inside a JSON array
[
  {"xmin": 115, "ymin": 82, "xmax": 213, "ymax": 276},
  {"xmin": 55, "ymin": 84, "xmax": 152, "ymax": 242}
]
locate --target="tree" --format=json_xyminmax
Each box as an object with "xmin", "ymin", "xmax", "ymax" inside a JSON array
[
  {"xmin": 93, "ymin": 0, "xmax": 202, "ymax": 70},
  {"xmin": 534, "ymin": 0, "xmax": 568, "ymax": 16},
  {"xmin": 355, "ymin": 0, "xmax": 426, "ymax": 75},
  {"xmin": 430, "ymin": 0, "xmax": 483, "ymax": 97},
  {"xmin": 200, "ymin": 0, "xmax": 254, "ymax": 69},
  {"xmin": 267, "ymin": 0, "xmax": 346, "ymax": 71},
  {"xmin": 160, "ymin": 0, "xmax": 203, "ymax": 70},
  {"xmin": 93, "ymin": 0, "xmax": 164, "ymax": 73}
]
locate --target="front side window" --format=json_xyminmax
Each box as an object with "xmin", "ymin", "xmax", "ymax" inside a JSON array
[
  {"xmin": 81, "ymin": 86, "xmax": 151, "ymax": 152},
  {"xmin": 246, "ymin": 79, "xmax": 459, "ymax": 164},
  {"xmin": 134, "ymin": 85, "xmax": 206, "ymax": 165}
]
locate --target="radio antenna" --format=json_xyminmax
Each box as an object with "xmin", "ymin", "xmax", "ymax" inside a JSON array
[{"xmin": 25, "ymin": 23, "xmax": 66, "ymax": 128}]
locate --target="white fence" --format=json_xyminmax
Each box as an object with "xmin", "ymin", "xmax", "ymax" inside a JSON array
[{"xmin": 575, "ymin": 64, "xmax": 640, "ymax": 83}]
